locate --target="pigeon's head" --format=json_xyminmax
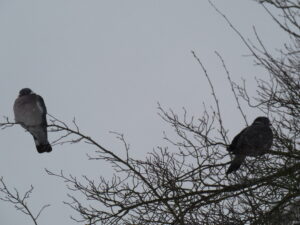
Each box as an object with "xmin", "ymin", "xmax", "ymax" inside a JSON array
[
  {"xmin": 19, "ymin": 88, "xmax": 33, "ymax": 97},
  {"xmin": 253, "ymin": 117, "xmax": 271, "ymax": 126}
]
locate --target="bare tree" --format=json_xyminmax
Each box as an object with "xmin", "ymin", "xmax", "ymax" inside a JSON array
[
  {"xmin": 1, "ymin": 0, "xmax": 300, "ymax": 224},
  {"xmin": 0, "ymin": 177, "xmax": 49, "ymax": 225}
]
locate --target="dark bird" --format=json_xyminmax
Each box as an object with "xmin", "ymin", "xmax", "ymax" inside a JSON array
[
  {"xmin": 226, "ymin": 117, "xmax": 273, "ymax": 174},
  {"xmin": 13, "ymin": 88, "xmax": 52, "ymax": 153}
]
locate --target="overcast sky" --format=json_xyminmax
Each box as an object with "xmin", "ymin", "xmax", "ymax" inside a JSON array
[{"xmin": 0, "ymin": 1, "xmax": 286, "ymax": 224}]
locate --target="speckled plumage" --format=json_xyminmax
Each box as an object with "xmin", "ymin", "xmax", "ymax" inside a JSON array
[{"xmin": 226, "ymin": 117, "xmax": 273, "ymax": 174}]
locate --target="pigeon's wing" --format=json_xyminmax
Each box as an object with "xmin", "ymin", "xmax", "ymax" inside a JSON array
[
  {"xmin": 36, "ymin": 95, "xmax": 47, "ymax": 126},
  {"xmin": 240, "ymin": 124, "xmax": 273, "ymax": 156},
  {"xmin": 227, "ymin": 127, "xmax": 247, "ymax": 153},
  {"xmin": 33, "ymin": 95, "xmax": 51, "ymax": 153},
  {"xmin": 30, "ymin": 94, "xmax": 48, "ymax": 141}
]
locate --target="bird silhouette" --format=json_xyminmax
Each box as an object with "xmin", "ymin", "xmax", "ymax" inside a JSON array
[
  {"xmin": 226, "ymin": 117, "xmax": 273, "ymax": 174},
  {"xmin": 14, "ymin": 88, "xmax": 52, "ymax": 153}
]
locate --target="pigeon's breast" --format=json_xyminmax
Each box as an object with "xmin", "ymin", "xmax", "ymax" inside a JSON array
[{"xmin": 14, "ymin": 96, "xmax": 43, "ymax": 126}]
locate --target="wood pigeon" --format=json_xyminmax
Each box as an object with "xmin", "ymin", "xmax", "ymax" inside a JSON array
[
  {"xmin": 226, "ymin": 117, "xmax": 273, "ymax": 174},
  {"xmin": 13, "ymin": 88, "xmax": 52, "ymax": 153}
]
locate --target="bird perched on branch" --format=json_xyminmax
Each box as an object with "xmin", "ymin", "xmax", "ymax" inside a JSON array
[
  {"xmin": 226, "ymin": 117, "xmax": 273, "ymax": 175},
  {"xmin": 13, "ymin": 88, "xmax": 52, "ymax": 153}
]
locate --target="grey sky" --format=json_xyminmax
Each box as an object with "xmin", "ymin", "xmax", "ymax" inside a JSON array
[{"xmin": 0, "ymin": 1, "xmax": 286, "ymax": 224}]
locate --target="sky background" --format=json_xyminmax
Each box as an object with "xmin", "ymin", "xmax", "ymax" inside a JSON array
[{"xmin": 0, "ymin": 1, "xmax": 286, "ymax": 224}]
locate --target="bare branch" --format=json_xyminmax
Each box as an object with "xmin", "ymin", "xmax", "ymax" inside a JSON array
[{"xmin": 0, "ymin": 177, "xmax": 50, "ymax": 225}]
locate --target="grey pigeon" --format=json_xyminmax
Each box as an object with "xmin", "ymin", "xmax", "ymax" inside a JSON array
[
  {"xmin": 226, "ymin": 117, "xmax": 273, "ymax": 174},
  {"xmin": 13, "ymin": 88, "xmax": 52, "ymax": 153}
]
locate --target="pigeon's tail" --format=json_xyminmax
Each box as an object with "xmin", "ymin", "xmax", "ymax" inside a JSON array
[
  {"xmin": 36, "ymin": 142, "xmax": 52, "ymax": 153},
  {"xmin": 29, "ymin": 127, "xmax": 52, "ymax": 153},
  {"xmin": 226, "ymin": 154, "xmax": 246, "ymax": 175}
]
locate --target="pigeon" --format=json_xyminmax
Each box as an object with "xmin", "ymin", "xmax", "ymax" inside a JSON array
[
  {"xmin": 226, "ymin": 117, "xmax": 273, "ymax": 174},
  {"xmin": 13, "ymin": 88, "xmax": 52, "ymax": 153}
]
